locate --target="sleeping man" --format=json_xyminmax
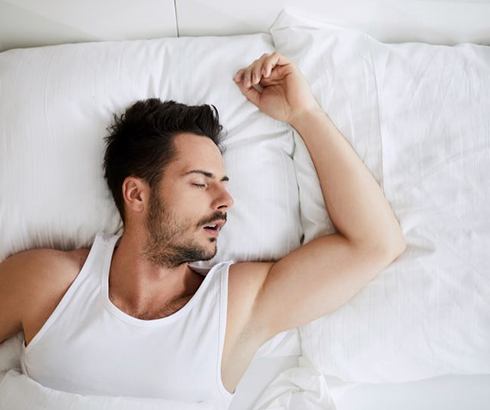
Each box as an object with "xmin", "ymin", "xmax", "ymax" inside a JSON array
[{"xmin": 0, "ymin": 52, "xmax": 406, "ymax": 407}]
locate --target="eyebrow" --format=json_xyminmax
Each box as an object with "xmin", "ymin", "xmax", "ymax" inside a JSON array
[{"xmin": 183, "ymin": 169, "xmax": 230, "ymax": 182}]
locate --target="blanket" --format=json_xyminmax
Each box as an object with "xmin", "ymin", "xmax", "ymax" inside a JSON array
[{"xmin": 0, "ymin": 369, "xmax": 216, "ymax": 410}]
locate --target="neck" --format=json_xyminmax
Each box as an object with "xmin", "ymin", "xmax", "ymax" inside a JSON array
[{"xmin": 108, "ymin": 229, "xmax": 203, "ymax": 315}]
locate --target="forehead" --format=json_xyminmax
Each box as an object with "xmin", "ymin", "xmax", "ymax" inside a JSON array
[{"xmin": 170, "ymin": 132, "xmax": 225, "ymax": 174}]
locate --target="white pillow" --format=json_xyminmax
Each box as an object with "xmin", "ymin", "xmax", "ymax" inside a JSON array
[
  {"xmin": 0, "ymin": 34, "xmax": 302, "ymax": 266},
  {"xmin": 271, "ymin": 9, "xmax": 490, "ymax": 382}
]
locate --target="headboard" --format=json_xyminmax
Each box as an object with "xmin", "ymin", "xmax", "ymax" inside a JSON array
[{"xmin": 1, "ymin": 0, "xmax": 489, "ymax": 52}]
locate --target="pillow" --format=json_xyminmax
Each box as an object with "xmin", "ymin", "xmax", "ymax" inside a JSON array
[
  {"xmin": 0, "ymin": 34, "xmax": 302, "ymax": 267},
  {"xmin": 271, "ymin": 9, "xmax": 490, "ymax": 383}
]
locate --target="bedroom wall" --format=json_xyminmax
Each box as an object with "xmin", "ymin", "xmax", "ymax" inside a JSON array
[
  {"xmin": 177, "ymin": 0, "xmax": 490, "ymax": 45},
  {"xmin": 1, "ymin": 0, "xmax": 489, "ymax": 52},
  {"xmin": 0, "ymin": 0, "xmax": 177, "ymax": 51}
]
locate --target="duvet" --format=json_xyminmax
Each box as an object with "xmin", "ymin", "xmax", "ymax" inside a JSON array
[{"xmin": 0, "ymin": 369, "xmax": 216, "ymax": 410}]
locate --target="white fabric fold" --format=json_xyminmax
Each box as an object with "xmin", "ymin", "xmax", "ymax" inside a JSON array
[
  {"xmin": 0, "ymin": 333, "xmax": 22, "ymax": 384},
  {"xmin": 251, "ymin": 356, "xmax": 336, "ymax": 410}
]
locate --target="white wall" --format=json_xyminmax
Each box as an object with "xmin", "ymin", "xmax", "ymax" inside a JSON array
[
  {"xmin": 176, "ymin": 0, "xmax": 490, "ymax": 44},
  {"xmin": 0, "ymin": 0, "xmax": 177, "ymax": 51},
  {"xmin": 1, "ymin": 0, "xmax": 489, "ymax": 52}
]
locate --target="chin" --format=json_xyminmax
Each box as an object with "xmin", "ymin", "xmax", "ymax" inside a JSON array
[{"xmin": 204, "ymin": 242, "xmax": 218, "ymax": 258}]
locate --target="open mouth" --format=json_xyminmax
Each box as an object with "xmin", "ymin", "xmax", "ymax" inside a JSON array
[
  {"xmin": 202, "ymin": 222, "xmax": 221, "ymax": 237},
  {"xmin": 203, "ymin": 226, "xmax": 218, "ymax": 238}
]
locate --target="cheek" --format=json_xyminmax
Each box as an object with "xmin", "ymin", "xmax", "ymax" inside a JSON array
[
  {"xmin": 170, "ymin": 184, "xmax": 211, "ymax": 217},
  {"xmin": 174, "ymin": 194, "xmax": 207, "ymax": 224}
]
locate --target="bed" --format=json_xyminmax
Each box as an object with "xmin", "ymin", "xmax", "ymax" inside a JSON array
[{"xmin": 0, "ymin": 1, "xmax": 489, "ymax": 409}]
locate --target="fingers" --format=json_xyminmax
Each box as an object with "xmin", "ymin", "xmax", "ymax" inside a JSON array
[
  {"xmin": 233, "ymin": 52, "xmax": 290, "ymax": 88},
  {"xmin": 252, "ymin": 53, "xmax": 269, "ymax": 84},
  {"xmin": 245, "ymin": 53, "xmax": 267, "ymax": 87},
  {"xmin": 242, "ymin": 62, "xmax": 260, "ymax": 88},
  {"xmin": 235, "ymin": 76, "xmax": 261, "ymax": 106},
  {"xmin": 233, "ymin": 68, "xmax": 246, "ymax": 85},
  {"xmin": 262, "ymin": 52, "xmax": 284, "ymax": 78}
]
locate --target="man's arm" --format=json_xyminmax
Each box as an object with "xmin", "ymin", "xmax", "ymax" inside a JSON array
[
  {"xmin": 289, "ymin": 108, "xmax": 405, "ymax": 249},
  {"xmin": 234, "ymin": 52, "xmax": 406, "ymax": 340},
  {"xmin": 252, "ymin": 109, "xmax": 405, "ymax": 337}
]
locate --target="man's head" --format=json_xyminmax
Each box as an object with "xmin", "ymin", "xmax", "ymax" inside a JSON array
[{"xmin": 103, "ymin": 98, "xmax": 234, "ymax": 268}]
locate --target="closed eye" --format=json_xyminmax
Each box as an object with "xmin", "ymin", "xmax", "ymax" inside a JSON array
[{"xmin": 192, "ymin": 183, "xmax": 206, "ymax": 188}]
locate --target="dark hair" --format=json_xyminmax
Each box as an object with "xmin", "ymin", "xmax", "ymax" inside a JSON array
[{"xmin": 103, "ymin": 98, "xmax": 225, "ymax": 224}]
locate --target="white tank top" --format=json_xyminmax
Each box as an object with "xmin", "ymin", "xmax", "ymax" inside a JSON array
[{"xmin": 20, "ymin": 231, "xmax": 237, "ymax": 409}]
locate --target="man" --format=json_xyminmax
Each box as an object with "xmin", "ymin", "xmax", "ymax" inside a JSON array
[{"xmin": 0, "ymin": 52, "xmax": 406, "ymax": 406}]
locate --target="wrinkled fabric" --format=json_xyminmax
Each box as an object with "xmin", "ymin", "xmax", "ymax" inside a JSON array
[
  {"xmin": 252, "ymin": 357, "xmax": 336, "ymax": 410},
  {"xmin": 0, "ymin": 369, "xmax": 215, "ymax": 410}
]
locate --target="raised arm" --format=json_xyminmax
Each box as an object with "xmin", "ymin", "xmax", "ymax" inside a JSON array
[
  {"xmin": 289, "ymin": 108, "xmax": 405, "ymax": 250},
  {"xmin": 234, "ymin": 51, "xmax": 405, "ymax": 251},
  {"xmin": 233, "ymin": 52, "xmax": 406, "ymax": 338}
]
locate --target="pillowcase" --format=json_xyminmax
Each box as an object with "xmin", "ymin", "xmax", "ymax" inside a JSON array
[
  {"xmin": 271, "ymin": 9, "xmax": 490, "ymax": 382},
  {"xmin": 0, "ymin": 34, "xmax": 302, "ymax": 267}
]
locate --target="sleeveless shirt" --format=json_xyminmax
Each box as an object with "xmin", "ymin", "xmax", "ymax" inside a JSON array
[{"xmin": 20, "ymin": 232, "xmax": 237, "ymax": 409}]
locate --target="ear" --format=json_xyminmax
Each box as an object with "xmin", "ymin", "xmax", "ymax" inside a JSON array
[{"xmin": 122, "ymin": 176, "xmax": 148, "ymax": 215}]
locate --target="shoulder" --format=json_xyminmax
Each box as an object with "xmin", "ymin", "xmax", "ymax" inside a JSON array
[
  {"xmin": 2, "ymin": 246, "xmax": 91, "ymax": 308},
  {"xmin": 3, "ymin": 246, "xmax": 90, "ymax": 278},
  {"xmin": 1, "ymin": 246, "xmax": 91, "ymax": 343}
]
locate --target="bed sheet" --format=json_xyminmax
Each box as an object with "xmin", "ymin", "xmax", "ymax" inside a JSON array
[
  {"xmin": 230, "ymin": 356, "xmax": 300, "ymax": 410},
  {"xmin": 230, "ymin": 356, "xmax": 490, "ymax": 410},
  {"xmin": 225, "ymin": 327, "xmax": 490, "ymax": 410},
  {"xmin": 325, "ymin": 373, "xmax": 490, "ymax": 410}
]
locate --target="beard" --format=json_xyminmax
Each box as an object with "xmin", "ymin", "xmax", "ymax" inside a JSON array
[{"xmin": 142, "ymin": 190, "xmax": 218, "ymax": 269}]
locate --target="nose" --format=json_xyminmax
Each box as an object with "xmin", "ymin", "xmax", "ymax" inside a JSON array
[{"xmin": 215, "ymin": 186, "xmax": 234, "ymax": 211}]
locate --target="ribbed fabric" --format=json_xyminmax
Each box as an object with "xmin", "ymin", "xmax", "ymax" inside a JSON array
[{"xmin": 20, "ymin": 232, "xmax": 236, "ymax": 409}]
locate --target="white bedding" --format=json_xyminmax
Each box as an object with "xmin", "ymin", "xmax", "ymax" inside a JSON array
[
  {"xmin": 271, "ymin": 9, "xmax": 490, "ymax": 383},
  {"xmin": 325, "ymin": 373, "xmax": 490, "ymax": 410},
  {"xmin": 0, "ymin": 369, "xmax": 214, "ymax": 410}
]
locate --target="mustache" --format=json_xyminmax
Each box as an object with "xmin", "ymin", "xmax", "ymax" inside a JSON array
[{"xmin": 200, "ymin": 212, "xmax": 227, "ymax": 226}]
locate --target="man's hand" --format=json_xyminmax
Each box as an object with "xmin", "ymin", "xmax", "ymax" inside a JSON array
[{"xmin": 233, "ymin": 52, "xmax": 322, "ymax": 124}]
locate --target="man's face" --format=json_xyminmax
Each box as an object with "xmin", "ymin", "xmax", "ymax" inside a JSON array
[{"xmin": 142, "ymin": 133, "xmax": 233, "ymax": 268}]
